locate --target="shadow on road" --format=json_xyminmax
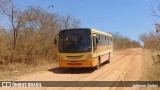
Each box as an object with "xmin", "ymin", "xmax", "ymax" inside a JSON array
[
  {"xmin": 48, "ymin": 67, "xmax": 95, "ymax": 74},
  {"xmin": 48, "ymin": 60, "xmax": 110, "ymax": 74}
]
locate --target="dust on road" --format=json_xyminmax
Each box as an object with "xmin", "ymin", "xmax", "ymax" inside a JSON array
[{"xmin": 2, "ymin": 48, "xmax": 160, "ymax": 90}]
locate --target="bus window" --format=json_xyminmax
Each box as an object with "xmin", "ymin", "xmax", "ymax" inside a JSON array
[
  {"xmin": 93, "ymin": 36, "xmax": 97, "ymax": 51},
  {"xmin": 96, "ymin": 34, "xmax": 99, "ymax": 40},
  {"xmin": 107, "ymin": 36, "xmax": 109, "ymax": 45},
  {"xmin": 110, "ymin": 37, "xmax": 112, "ymax": 41},
  {"xmin": 59, "ymin": 35, "xmax": 91, "ymax": 53}
]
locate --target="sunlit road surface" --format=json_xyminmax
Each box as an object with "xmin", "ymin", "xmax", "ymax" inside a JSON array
[{"xmin": 2, "ymin": 48, "xmax": 159, "ymax": 90}]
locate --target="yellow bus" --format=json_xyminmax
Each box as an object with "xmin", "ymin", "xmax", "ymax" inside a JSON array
[{"xmin": 54, "ymin": 28, "xmax": 113, "ymax": 69}]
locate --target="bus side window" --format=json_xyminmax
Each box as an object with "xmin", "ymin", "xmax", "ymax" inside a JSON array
[
  {"xmin": 93, "ymin": 36, "xmax": 97, "ymax": 51},
  {"xmin": 98, "ymin": 35, "xmax": 100, "ymax": 45},
  {"xmin": 96, "ymin": 34, "xmax": 100, "ymax": 46},
  {"xmin": 110, "ymin": 37, "xmax": 112, "ymax": 41},
  {"xmin": 100, "ymin": 35, "xmax": 103, "ymax": 45},
  {"xmin": 108, "ymin": 37, "xmax": 110, "ymax": 45},
  {"xmin": 103, "ymin": 35, "xmax": 105, "ymax": 45},
  {"xmin": 107, "ymin": 36, "xmax": 109, "ymax": 45},
  {"xmin": 110, "ymin": 37, "xmax": 112, "ymax": 45},
  {"xmin": 102, "ymin": 35, "xmax": 104, "ymax": 40}
]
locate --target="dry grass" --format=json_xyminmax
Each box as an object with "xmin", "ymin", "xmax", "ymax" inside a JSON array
[
  {"xmin": 141, "ymin": 49, "xmax": 160, "ymax": 81},
  {"xmin": 152, "ymin": 54, "xmax": 160, "ymax": 65},
  {"xmin": 0, "ymin": 60, "xmax": 58, "ymax": 80}
]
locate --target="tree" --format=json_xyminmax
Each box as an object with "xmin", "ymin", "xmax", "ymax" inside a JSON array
[
  {"xmin": 0, "ymin": 0, "xmax": 26, "ymax": 50},
  {"xmin": 0, "ymin": 0, "xmax": 28, "ymax": 62},
  {"xmin": 0, "ymin": 0, "xmax": 81, "ymax": 64},
  {"xmin": 59, "ymin": 15, "xmax": 80, "ymax": 29},
  {"xmin": 139, "ymin": 1, "xmax": 160, "ymax": 51},
  {"xmin": 112, "ymin": 32, "xmax": 140, "ymax": 50}
]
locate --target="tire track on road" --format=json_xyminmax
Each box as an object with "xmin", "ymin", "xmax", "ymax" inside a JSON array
[{"xmin": 60, "ymin": 51, "xmax": 136, "ymax": 90}]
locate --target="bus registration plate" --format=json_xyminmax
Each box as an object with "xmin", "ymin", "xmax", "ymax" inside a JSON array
[{"xmin": 67, "ymin": 62, "xmax": 82, "ymax": 65}]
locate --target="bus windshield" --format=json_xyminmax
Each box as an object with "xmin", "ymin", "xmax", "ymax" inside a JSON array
[{"xmin": 59, "ymin": 29, "xmax": 91, "ymax": 53}]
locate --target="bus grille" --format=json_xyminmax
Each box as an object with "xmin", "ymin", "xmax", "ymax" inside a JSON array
[{"xmin": 66, "ymin": 55, "xmax": 83, "ymax": 59}]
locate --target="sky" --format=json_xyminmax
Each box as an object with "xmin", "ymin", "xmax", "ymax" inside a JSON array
[{"xmin": 0, "ymin": 0, "xmax": 159, "ymax": 41}]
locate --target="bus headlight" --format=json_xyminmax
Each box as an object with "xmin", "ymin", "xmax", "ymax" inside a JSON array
[{"xmin": 85, "ymin": 55, "xmax": 92, "ymax": 60}]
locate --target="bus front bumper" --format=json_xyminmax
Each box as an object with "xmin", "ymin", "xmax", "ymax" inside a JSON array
[{"xmin": 58, "ymin": 59, "xmax": 98, "ymax": 68}]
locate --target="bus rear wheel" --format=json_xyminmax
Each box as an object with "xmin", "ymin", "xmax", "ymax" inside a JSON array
[
  {"xmin": 107, "ymin": 53, "xmax": 110, "ymax": 63},
  {"xmin": 104, "ymin": 53, "xmax": 110, "ymax": 64}
]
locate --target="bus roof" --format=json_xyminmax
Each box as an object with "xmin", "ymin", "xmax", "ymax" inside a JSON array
[
  {"xmin": 61, "ymin": 28, "xmax": 112, "ymax": 37},
  {"xmin": 61, "ymin": 28, "xmax": 91, "ymax": 31},
  {"xmin": 91, "ymin": 29, "xmax": 112, "ymax": 37}
]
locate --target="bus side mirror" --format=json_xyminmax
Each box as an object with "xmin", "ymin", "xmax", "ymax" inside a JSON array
[
  {"xmin": 54, "ymin": 39, "xmax": 57, "ymax": 45},
  {"xmin": 54, "ymin": 34, "xmax": 59, "ymax": 45}
]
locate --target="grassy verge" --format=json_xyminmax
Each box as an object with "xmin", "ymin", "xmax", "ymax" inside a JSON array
[
  {"xmin": 0, "ymin": 60, "xmax": 57, "ymax": 80},
  {"xmin": 141, "ymin": 49, "xmax": 160, "ymax": 81}
]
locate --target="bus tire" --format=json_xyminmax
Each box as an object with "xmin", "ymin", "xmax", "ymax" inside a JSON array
[
  {"xmin": 107, "ymin": 53, "xmax": 110, "ymax": 63},
  {"xmin": 95, "ymin": 56, "xmax": 101, "ymax": 70}
]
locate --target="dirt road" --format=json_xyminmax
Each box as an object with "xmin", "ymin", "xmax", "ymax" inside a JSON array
[{"xmin": 2, "ymin": 48, "xmax": 159, "ymax": 90}]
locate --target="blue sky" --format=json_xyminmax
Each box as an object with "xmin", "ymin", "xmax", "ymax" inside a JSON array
[{"xmin": 0, "ymin": 0, "xmax": 159, "ymax": 41}]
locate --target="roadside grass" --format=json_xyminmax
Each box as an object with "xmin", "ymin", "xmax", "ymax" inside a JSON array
[
  {"xmin": 141, "ymin": 49, "xmax": 160, "ymax": 81},
  {"xmin": 0, "ymin": 59, "xmax": 57, "ymax": 80}
]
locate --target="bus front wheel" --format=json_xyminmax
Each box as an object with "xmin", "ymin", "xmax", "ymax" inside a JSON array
[{"xmin": 95, "ymin": 56, "xmax": 101, "ymax": 70}]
